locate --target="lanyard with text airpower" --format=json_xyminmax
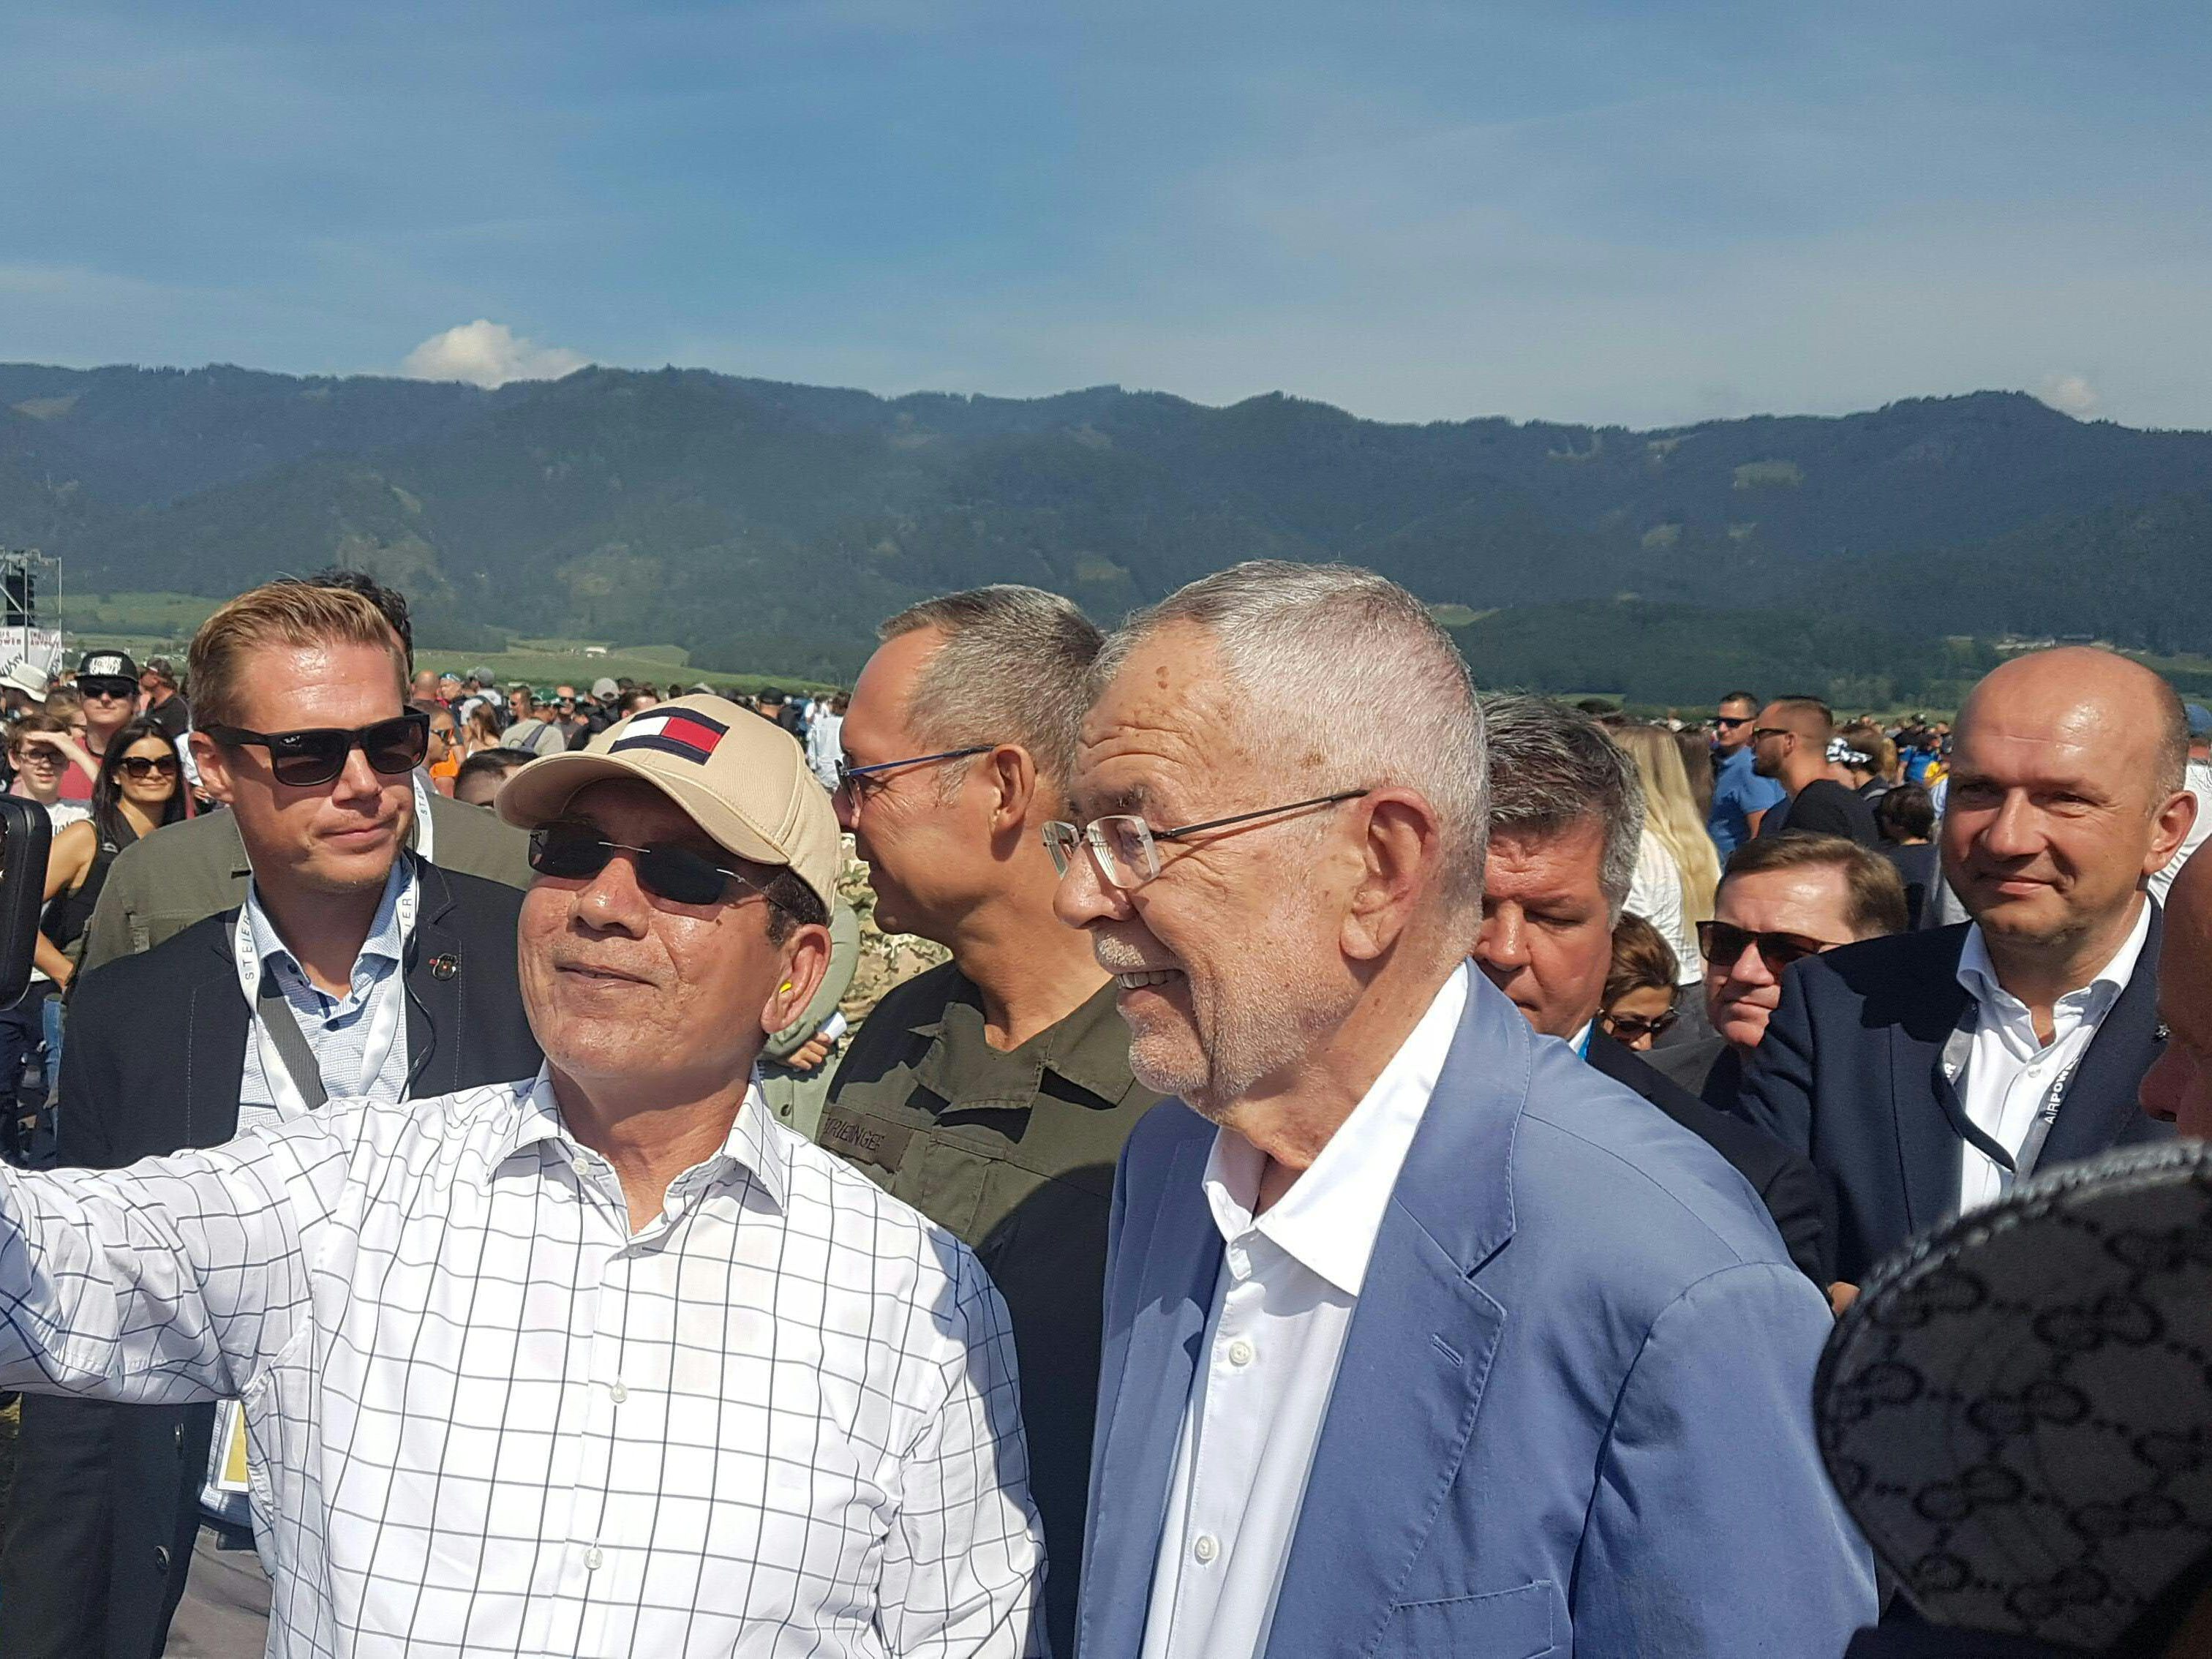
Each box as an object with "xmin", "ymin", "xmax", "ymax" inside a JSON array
[
  {"xmin": 1939, "ymin": 1004, "xmax": 2086, "ymax": 1193},
  {"xmin": 231, "ymin": 870, "xmax": 417, "ymax": 1118}
]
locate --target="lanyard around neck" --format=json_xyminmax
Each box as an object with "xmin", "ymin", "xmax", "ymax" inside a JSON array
[{"xmin": 232, "ymin": 865, "xmax": 418, "ymax": 1119}]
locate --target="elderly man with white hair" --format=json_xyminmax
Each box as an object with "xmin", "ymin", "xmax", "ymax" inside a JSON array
[{"xmin": 1056, "ymin": 562, "xmax": 1874, "ymax": 1659}]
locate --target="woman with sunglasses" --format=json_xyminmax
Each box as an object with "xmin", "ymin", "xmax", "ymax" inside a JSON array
[
  {"xmin": 37, "ymin": 718, "xmax": 189, "ymax": 995},
  {"xmin": 0, "ymin": 716, "xmax": 94, "ymax": 1162},
  {"xmin": 1599, "ymin": 914, "xmax": 1682, "ymax": 1053}
]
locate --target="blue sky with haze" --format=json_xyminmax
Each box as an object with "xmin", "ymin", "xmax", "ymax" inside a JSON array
[{"xmin": 6, "ymin": 0, "xmax": 2210, "ymax": 428}]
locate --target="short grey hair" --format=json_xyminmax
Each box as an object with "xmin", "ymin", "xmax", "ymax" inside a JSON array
[
  {"xmin": 880, "ymin": 585, "xmax": 1104, "ymax": 788},
  {"xmin": 1096, "ymin": 561, "xmax": 1489, "ymax": 909},
  {"xmin": 1480, "ymin": 694, "xmax": 1644, "ymax": 923}
]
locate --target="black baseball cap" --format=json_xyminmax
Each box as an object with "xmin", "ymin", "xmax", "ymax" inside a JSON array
[{"xmin": 75, "ymin": 650, "xmax": 139, "ymax": 693}]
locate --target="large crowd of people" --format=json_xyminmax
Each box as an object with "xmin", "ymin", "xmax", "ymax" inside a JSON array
[{"xmin": 0, "ymin": 562, "xmax": 2205, "ymax": 1657}]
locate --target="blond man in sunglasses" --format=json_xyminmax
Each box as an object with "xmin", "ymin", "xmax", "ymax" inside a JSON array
[{"xmin": 0, "ymin": 582, "xmax": 543, "ymax": 1658}]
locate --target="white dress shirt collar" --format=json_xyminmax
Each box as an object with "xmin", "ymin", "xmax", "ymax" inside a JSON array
[
  {"xmin": 503, "ymin": 1063, "xmax": 793, "ymax": 1216},
  {"xmin": 1199, "ymin": 964, "xmax": 1469, "ymax": 1298},
  {"xmin": 1955, "ymin": 898, "xmax": 2150, "ymax": 1045}
]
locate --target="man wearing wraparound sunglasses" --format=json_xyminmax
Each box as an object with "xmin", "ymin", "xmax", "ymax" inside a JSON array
[{"xmin": 0, "ymin": 582, "xmax": 542, "ymax": 1658}]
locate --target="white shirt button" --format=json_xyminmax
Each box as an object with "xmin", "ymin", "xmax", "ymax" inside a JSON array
[
  {"xmin": 609, "ymin": 1380, "xmax": 628, "ymax": 1404},
  {"xmin": 1193, "ymin": 1535, "xmax": 1219, "ymax": 1565},
  {"xmin": 1226, "ymin": 1339, "xmax": 1254, "ymax": 1367},
  {"xmin": 584, "ymin": 1545, "xmax": 604, "ymax": 1571}
]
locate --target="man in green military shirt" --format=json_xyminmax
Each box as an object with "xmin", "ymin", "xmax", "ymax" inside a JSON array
[{"xmin": 824, "ymin": 585, "xmax": 1161, "ymax": 1659}]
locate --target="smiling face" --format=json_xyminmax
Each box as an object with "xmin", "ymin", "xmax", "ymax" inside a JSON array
[
  {"xmin": 1475, "ymin": 818, "xmax": 1614, "ymax": 1040},
  {"xmin": 113, "ymin": 734, "xmax": 180, "ymax": 812},
  {"xmin": 191, "ymin": 639, "xmax": 413, "ymax": 899},
  {"xmin": 519, "ymin": 780, "xmax": 805, "ymax": 1104},
  {"xmin": 1053, "ymin": 625, "xmax": 1363, "ymax": 1119},
  {"xmin": 1941, "ymin": 653, "xmax": 2191, "ymax": 964},
  {"xmin": 834, "ymin": 625, "xmax": 992, "ymax": 942}
]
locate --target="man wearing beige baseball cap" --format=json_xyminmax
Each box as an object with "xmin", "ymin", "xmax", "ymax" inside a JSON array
[{"xmin": 0, "ymin": 692, "xmax": 1045, "ymax": 1656}]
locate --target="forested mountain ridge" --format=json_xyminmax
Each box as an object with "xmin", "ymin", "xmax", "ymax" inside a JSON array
[{"xmin": 3, "ymin": 360, "xmax": 2208, "ymax": 683}]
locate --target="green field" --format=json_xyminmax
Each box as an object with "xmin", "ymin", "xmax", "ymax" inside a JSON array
[{"xmin": 59, "ymin": 593, "xmax": 838, "ymax": 696}]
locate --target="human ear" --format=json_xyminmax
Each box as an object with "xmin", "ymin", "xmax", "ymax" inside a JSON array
[{"xmin": 1339, "ymin": 791, "xmax": 1442, "ymax": 962}]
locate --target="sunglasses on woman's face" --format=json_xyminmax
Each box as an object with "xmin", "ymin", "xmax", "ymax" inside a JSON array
[
  {"xmin": 200, "ymin": 712, "xmax": 429, "ymax": 789},
  {"xmin": 116, "ymin": 753, "xmax": 180, "ymax": 781},
  {"xmin": 1602, "ymin": 1007, "xmax": 1679, "ymax": 1043}
]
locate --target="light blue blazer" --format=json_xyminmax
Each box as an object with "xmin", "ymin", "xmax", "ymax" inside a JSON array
[{"xmin": 1077, "ymin": 974, "xmax": 1875, "ymax": 1658}]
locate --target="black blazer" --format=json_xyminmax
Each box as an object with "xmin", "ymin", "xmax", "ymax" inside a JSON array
[
  {"xmin": 1585, "ymin": 1030, "xmax": 1835, "ymax": 1285},
  {"xmin": 0, "ymin": 858, "xmax": 542, "ymax": 1659},
  {"xmin": 1727, "ymin": 911, "xmax": 2172, "ymax": 1288}
]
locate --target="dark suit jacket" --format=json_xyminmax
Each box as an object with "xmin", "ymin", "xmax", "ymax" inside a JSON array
[
  {"xmin": 0, "ymin": 858, "xmax": 542, "ymax": 1659},
  {"xmin": 1728, "ymin": 911, "xmax": 2173, "ymax": 1287},
  {"xmin": 1586, "ymin": 1030, "xmax": 1836, "ymax": 1284}
]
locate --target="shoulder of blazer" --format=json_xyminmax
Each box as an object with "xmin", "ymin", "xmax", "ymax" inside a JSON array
[
  {"xmin": 70, "ymin": 906, "xmax": 241, "ymax": 1012},
  {"xmin": 417, "ymin": 861, "xmax": 527, "ymax": 940},
  {"xmin": 1799, "ymin": 921, "xmax": 1971, "ymax": 1016}
]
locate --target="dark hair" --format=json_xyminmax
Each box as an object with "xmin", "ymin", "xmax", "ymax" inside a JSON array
[
  {"xmin": 1718, "ymin": 691, "xmax": 1761, "ymax": 712},
  {"xmin": 761, "ymin": 869, "xmax": 830, "ymax": 945},
  {"xmin": 1719, "ymin": 832, "xmax": 1908, "ymax": 940},
  {"xmin": 94, "ymin": 718, "xmax": 188, "ymax": 846},
  {"xmin": 1605, "ymin": 913, "xmax": 1679, "ymax": 1008},
  {"xmin": 1875, "ymin": 782, "xmax": 1936, "ymax": 843},
  {"xmin": 1768, "ymin": 695, "xmax": 1836, "ymax": 742},
  {"xmin": 455, "ymin": 749, "xmax": 531, "ymax": 792},
  {"xmin": 290, "ymin": 569, "xmax": 413, "ymax": 666}
]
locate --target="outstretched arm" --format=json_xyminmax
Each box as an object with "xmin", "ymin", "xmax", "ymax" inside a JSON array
[{"xmin": 0, "ymin": 1129, "xmax": 340, "ymax": 1407}]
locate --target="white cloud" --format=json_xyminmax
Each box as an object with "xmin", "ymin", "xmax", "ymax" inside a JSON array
[
  {"xmin": 399, "ymin": 319, "xmax": 587, "ymax": 388},
  {"xmin": 2036, "ymin": 373, "xmax": 2102, "ymax": 419}
]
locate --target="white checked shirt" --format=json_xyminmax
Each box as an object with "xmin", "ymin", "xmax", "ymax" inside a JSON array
[
  {"xmin": 1952, "ymin": 901, "xmax": 2150, "ymax": 1215},
  {"xmin": 0, "ymin": 1070, "xmax": 1042, "ymax": 1659},
  {"xmin": 1140, "ymin": 966, "xmax": 1468, "ymax": 1659}
]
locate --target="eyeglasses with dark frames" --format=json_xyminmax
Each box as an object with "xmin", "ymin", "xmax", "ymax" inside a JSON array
[
  {"xmin": 1043, "ymin": 789, "xmax": 1371, "ymax": 891},
  {"xmin": 528, "ymin": 824, "xmax": 775, "ymax": 908},
  {"xmin": 200, "ymin": 712, "xmax": 430, "ymax": 789},
  {"xmin": 1697, "ymin": 919, "xmax": 1837, "ymax": 974},
  {"xmin": 835, "ymin": 745, "xmax": 992, "ymax": 804},
  {"xmin": 1748, "ymin": 726, "xmax": 1793, "ymax": 744},
  {"xmin": 115, "ymin": 753, "xmax": 181, "ymax": 781}
]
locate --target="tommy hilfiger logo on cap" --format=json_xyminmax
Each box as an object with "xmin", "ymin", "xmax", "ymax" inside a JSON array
[{"xmin": 610, "ymin": 707, "xmax": 730, "ymax": 765}]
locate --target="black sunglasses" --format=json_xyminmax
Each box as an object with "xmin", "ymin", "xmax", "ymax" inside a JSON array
[
  {"xmin": 1697, "ymin": 919, "xmax": 1835, "ymax": 974},
  {"xmin": 528, "ymin": 824, "xmax": 773, "ymax": 908},
  {"xmin": 79, "ymin": 680, "xmax": 138, "ymax": 702},
  {"xmin": 1602, "ymin": 1007, "xmax": 1679, "ymax": 1043},
  {"xmin": 116, "ymin": 753, "xmax": 181, "ymax": 780},
  {"xmin": 201, "ymin": 712, "xmax": 429, "ymax": 788}
]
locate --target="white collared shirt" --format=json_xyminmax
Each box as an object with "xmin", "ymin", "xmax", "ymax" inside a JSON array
[
  {"xmin": 1952, "ymin": 902, "xmax": 2150, "ymax": 1214},
  {"xmin": 1138, "ymin": 966, "xmax": 1469, "ymax": 1659},
  {"xmin": 0, "ymin": 1069, "xmax": 1042, "ymax": 1658}
]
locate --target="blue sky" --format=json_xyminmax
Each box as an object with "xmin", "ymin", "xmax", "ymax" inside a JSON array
[{"xmin": 5, "ymin": 0, "xmax": 2211, "ymax": 428}]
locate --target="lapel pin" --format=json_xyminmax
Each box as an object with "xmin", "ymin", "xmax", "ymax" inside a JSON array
[{"xmin": 430, "ymin": 953, "xmax": 460, "ymax": 981}]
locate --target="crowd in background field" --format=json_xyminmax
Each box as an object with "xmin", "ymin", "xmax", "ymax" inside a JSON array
[{"xmin": 0, "ymin": 565, "xmax": 2206, "ymax": 1658}]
